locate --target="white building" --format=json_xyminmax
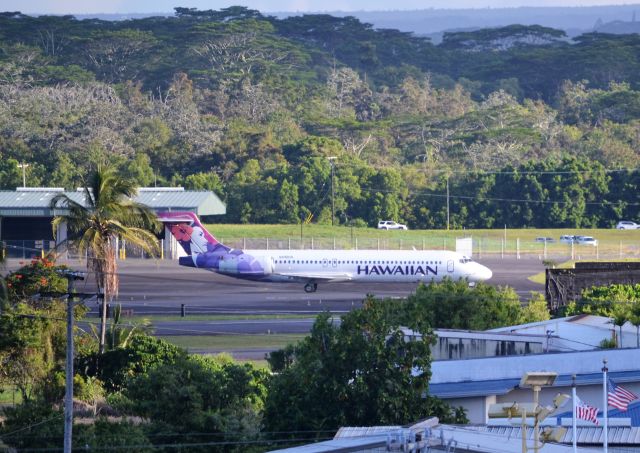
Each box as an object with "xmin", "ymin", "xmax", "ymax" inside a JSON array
[
  {"xmin": 489, "ymin": 314, "xmax": 640, "ymax": 350},
  {"xmin": 430, "ymin": 348, "xmax": 640, "ymax": 426}
]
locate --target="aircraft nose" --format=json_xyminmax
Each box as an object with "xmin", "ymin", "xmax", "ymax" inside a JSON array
[{"xmin": 475, "ymin": 264, "xmax": 492, "ymax": 281}]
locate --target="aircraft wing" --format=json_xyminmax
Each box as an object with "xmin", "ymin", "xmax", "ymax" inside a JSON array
[{"xmin": 275, "ymin": 271, "xmax": 353, "ymax": 283}]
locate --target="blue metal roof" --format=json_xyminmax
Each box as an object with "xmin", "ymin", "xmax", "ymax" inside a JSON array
[
  {"xmin": 430, "ymin": 370, "xmax": 640, "ymax": 400},
  {"xmin": 430, "ymin": 379, "xmax": 520, "ymax": 398},
  {"xmin": 555, "ymin": 400, "xmax": 640, "ymax": 426}
]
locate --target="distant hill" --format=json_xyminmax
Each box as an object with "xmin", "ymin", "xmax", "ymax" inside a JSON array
[
  {"xmin": 72, "ymin": 5, "xmax": 640, "ymax": 39},
  {"xmin": 596, "ymin": 20, "xmax": 640, "ymax": 35},
  {"xmin": 273, "ymin": 5, "xmax": 640, "ymax": 38}
]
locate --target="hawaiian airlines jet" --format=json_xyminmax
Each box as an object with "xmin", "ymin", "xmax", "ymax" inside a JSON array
[{"xmin": 158, "ymin": 212, "xmax": 492, "ymax": 293}]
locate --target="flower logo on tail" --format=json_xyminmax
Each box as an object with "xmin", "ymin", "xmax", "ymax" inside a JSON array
[{"xmin": 170, "ymin": 223, "xmax": 193, "ymax": 242}]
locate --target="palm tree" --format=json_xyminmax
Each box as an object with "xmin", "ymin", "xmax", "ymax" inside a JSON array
[
  {"xmin": 51, "ymin": 165, "xmax": 160, "ymax": 355},
  {"xmin": 107, "ymin": 304, "xmax": 151, "ymax": 350},
  {"xmin": 628, "ymin": 301, "xmax": 640, "ymax": 348},
  {"xmin": 609, "ymin": 302, "xmax": 630, "ymax": 348},
  {"xmin": 87, "ymin": 303, "xmax": 151, "ymax": 351}
]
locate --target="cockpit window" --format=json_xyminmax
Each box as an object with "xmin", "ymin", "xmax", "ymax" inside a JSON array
[{"xmin": 459, "ymin": 256, "xmax": 474, "ymax": 264}]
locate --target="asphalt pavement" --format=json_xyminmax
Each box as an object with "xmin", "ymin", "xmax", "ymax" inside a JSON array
[
  {"xmin": 24, "ymin": 255, "xmax": 543, "ymax": 314},
  {"xmin": 5, "ymin": 255, "xmax": 546, "ymax": 358}
]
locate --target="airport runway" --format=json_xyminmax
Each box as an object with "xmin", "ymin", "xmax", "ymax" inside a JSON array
[
  {"xmin": 6, "ymin": 256, "xmax": 546, "ymax": 356},
  {"xmin": 48, "ymin": 255, "xmax": 545, "ymax": 316}
]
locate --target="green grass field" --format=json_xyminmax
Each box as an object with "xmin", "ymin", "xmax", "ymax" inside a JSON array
[
  {"xmin": 527, "ymin": 258, "xmax": 640, "ymax": 284},
  {"xmin": 159, "ymin": 334, "xmax": 306, "ymax": 350},
  {"xmin": 130, "ymin": 314, "xmax": 313, "ymax": 323},
  {"xmin": 205, "ymin": 224, "xmax": 640, "ymax": 258}
]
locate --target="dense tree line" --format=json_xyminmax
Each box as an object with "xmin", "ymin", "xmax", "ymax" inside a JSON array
[{"xmin": 1, "ymin": 9, "xmax": 640, "ymax": 227}]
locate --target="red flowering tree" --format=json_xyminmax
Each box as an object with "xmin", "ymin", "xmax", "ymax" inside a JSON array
[
  {"xmin": 0, "ymin": 258, "xmax": 83, "ymax": 402},
  {"xmin": 5, "ymin": 257, "xmax": 68, "ymax": 302}
]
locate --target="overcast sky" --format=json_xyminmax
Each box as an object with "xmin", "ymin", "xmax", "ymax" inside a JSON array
[{"xmin": 8, "ymin": 1, "xmax": 640, "ymax": 15}]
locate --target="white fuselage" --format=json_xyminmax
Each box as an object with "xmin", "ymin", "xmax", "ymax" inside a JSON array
[{"xmin": 236, "ymin": 249, "xmax": 492, "ymax": 284}]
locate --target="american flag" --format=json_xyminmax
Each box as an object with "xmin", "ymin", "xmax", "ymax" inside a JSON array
[
  {"xmin": 575, "ymin": 396, "xmax": 599, "ymax": 425},
  {"xmin": 608, "ymin": 380, "xmax": 639, "ymax": 411}
]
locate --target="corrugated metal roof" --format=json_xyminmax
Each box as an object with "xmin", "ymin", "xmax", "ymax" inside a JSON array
[
  {"xmin": 272, "ymin": 424, "xmax": 604, "ymax": 452},
  {"xmin": 269, "ymin": 434, "xmax": 389, "ymax": 452},
  {"xmin": 0, "ymin": 189, "xmax": 225, "ymax": 216},
  {"xmin": 335, "ymin": 426, "xmax": 402, "ymax": 438},
  {"xmin": 271, "ymin": 426, "xmax": 425, "ymax": 452},
  {"xmin": 482, "ymin": 425, "xmax": 640, "ymax": 445},
  {"xmin": 134, "ymin": 191, "xmax": 225, "ymax": 214},
  {"xmin": 430, "ymin": 370, "xmax": 640, "ymax": 399},
  {"xmin": 488, "ymin": 315, "xmax": 580, "ymax": 332},
  {"xmin": 0, "ymin": 190, "xmax": 83, "ymax": 208}
]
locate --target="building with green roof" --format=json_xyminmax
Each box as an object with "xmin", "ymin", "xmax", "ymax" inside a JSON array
[{"xmin": 0, "ymin": 187, "xmax": 225, "ymax": 259}]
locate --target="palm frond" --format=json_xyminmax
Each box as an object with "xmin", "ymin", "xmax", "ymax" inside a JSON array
[{"xmin": 51, "ymin": 164, "xmax": 160, "ymax": 356}]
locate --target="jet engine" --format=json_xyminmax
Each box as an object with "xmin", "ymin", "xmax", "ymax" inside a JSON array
[
  {"xmin": 218, "ymin": 252, "xmax": 273, "ymax": 276},
  {"xmin": 251, "ymin": 255, "xmax": 274, "ymax": 275}
]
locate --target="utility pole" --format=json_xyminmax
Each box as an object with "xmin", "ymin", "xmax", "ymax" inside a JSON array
[
  {"xmin": 446, "ymin": 176, "xmax": 450, "ymax": 230},
  {"xmin": 63, "ymin": 271, "xmax": 85, "ymax": 453},
  {"xmin": 39, "ymin": 272, "xmax": 96, "ymax": 453},
  {"xmin": 328, "ymin": 156, "xmax": 337, "ymax": 226},
  {"xmin": 17, "ymin": 163, "xmax": 29, "ymax": 188}
]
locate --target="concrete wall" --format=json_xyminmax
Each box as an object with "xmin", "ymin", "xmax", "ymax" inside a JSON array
[
  {"xmin": 432, "ymin": 348, "xmax": 640, "ymax": 384},
  {"xmin": 446, "ymin": 395, "xmax": 496, "ymax": 424}
]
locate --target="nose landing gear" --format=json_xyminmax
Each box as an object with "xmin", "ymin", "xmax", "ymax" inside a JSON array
[{"xmin": 304, "ymin": 283, "xmax": 318, "ymax": 293}]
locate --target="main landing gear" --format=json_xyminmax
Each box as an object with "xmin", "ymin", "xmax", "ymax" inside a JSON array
[{"xmin": 304, "ymin": 283, "xmax": 318, "ymax": 293}]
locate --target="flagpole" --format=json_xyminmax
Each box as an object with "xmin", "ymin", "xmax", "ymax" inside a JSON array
[
  {"xmin": 603, "ymin": 358, "xmax": 608, "ymax": 453},
  {"xmin": 572, "ymin": 374, "xmax": 577, "ymax": 453}
]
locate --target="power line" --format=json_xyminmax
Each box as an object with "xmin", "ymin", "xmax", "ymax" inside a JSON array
[
  {"xmin": 553, "ymin": 334, "xmax": 604, "ymax": 350},
  {"xmin": 173, "ymin": 156, "xmax": 640, "ymax": 178},
  {"xmin": 1, "ymin": 414, "xmax": 63, "ymax": 439},
  {"xmin": 333, "ymin": 161, "xmax": 640, "ymax": 176},
  {"xmin": 14, "ymin": 436, "xmax": 335, "ymax": 451},
  {"xmin": 3, "ymin": 429, "xmax": 338, "ymax": 441},
  {"xmin": 357, "ymin": 186, "xmax": 640, "ymax": 207}
]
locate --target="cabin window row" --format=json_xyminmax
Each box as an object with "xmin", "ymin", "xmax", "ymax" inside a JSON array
[{"xmin": 274, "ymin": 260, "xmax": 442, "ymax": 265}]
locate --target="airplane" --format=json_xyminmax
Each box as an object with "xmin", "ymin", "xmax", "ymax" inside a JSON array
[{"xmin": 158, "ymin": 211, "xmax": 492, "ymax": 293}]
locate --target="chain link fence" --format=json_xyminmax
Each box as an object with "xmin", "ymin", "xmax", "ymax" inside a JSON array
[
  {"xmin": 3, "ymin": 236, "xmax": 640, "ymax": 261},
  {"xmin": 216, "ymin": 235, "xmax": 640, "ymax": 261}
]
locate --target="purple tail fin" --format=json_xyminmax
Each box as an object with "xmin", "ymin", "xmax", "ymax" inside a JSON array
[{"xmin": 158, "ymin": 211, "xmax": 230, "ymax": 256}]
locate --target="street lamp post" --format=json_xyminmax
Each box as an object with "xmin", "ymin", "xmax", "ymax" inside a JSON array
[
  {"xmin": 490, "ymin": 372, "xmax": 568, "ymax": 453},
  {"xmin": 17, "ymin": 163, "xmax": 29, "ymax": 188},
  {"xmin": 328, "ymin": 157, "xmax": 337, "ymax": 226}
]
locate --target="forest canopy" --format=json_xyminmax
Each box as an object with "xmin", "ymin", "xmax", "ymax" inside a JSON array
[{"xmin": 1, "ymin": 8, "xmax": 639, "ymax": 227}]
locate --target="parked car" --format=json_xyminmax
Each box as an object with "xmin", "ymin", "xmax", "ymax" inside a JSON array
[
  {"xmin": 377, "ymin": 220, "xmax": 408, "ymax": 230},
  {"xmin": 616, "ymin": 221, "xmax": 640, "ymax": 230},
  {"xmin": 575, "ymin": 235, "xmax": 598, "ymax": 246},
  {"xmin": 534, "ymin": 237, "xmax": 555, "ymax": 243},
  {"xmin": 559, "ymin": 235, "xmax": 576, "ymax": 244}
]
